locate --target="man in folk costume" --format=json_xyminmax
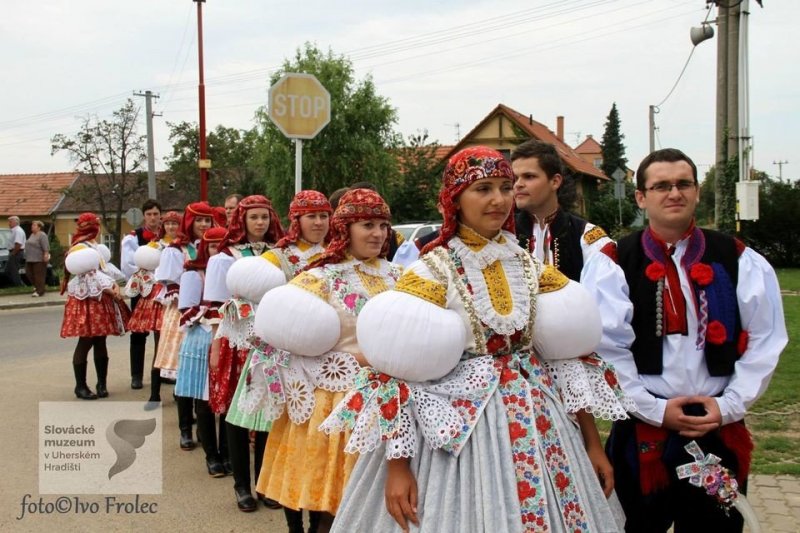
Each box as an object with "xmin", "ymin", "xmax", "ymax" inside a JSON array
[
  {"xmin": 121, "ymin": 199, "xmax": 162, "ymax": 390},
  {"xmin": 512, "ymin": 139, "xmax": 617, "ymax": 281},
  {"xmin": 605, "ymin": 148, "xmax": 787, "ymax": 532}
]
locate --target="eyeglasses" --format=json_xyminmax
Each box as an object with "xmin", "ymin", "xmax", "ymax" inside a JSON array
[{"xmin": 643, "ymin": 180, "xmax": 696, "ymax": 194}]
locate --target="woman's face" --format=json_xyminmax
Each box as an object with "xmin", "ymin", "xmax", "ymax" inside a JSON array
[
  {"xmin": 31, "ymin": 223, "xmax": 41, "ymax": 233},
  {"xmin": 455, "ymin": 177, "xmax": 514, "ymax": 239},
  {"xmin": 245, "ymin": 208, "xmax": 270, "ymax": 242},
  {"xmin": 163, "ymin": 220, "xmax": 179, "ymax": 239},
  {"xmin": 348, "ymin": 218, "xmax": 389, "ymax": 261},
  {"xmin": 298, "ymin": 212, "xmax": 330, "ymax": 244},
  {"xmin": 192, "ymin": 216, "xmax": 213, "ymax": 240}
]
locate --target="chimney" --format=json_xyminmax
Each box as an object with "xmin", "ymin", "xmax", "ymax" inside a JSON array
[{"xmin": 556, "ymin": 116, "xmax": 564, "ymax": 142}]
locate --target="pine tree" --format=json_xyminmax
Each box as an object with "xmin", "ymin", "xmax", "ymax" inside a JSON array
[{"xmin": 600, "ymin": 103, "xmax": 627, "ymax": 179}]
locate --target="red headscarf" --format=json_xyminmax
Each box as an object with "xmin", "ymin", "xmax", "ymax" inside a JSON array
[
  {"xmin": 308, "ymin": 188, "xmax": 391, "ymax": 269},
  {"xmin": 71, "ymin": 212, "xmax": 101, "ymax": 246},
  {"xmin": 218, "ymin": 194, "xmax": 284, "ymax": 254},
  {"xmin": 213, "ymin": 206, "xmax": 228, "ymax": 228},
  {"xmin": 420, "ymin": 146, "xmax": 515, "ymax": 255},
  {"xmin": 158, "ymin": 211, "xmax": 181, "ymax": 239},
  {"xmin": 185, "ymin": 226, "xmax": 227, "ymax": 271},
  {"xmin": 275, "ymin": 190, "xmax": 332, "ymax": 249},
  {"xmin": 173, "ymin": 202, "xmax": 216, "ymax": 247}
]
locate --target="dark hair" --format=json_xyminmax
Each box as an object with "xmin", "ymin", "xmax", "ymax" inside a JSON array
[
  {"xmin": 636, "ymin": 148, "xmax": 698, "ymax": 190},
  {"xmin": 142, "ymin": 199, "xmax": 161, "ymax": 213},
  {"xmin": 510, "ymin": 139, "xmax": 565, "ymax": 179},
  {"xmin": 328, "ymin": 187, "xmax": 351, "ymax": 211},
  {"xmin": 349, "ymin": 181, "xmax": 377, "ymax": 191}
]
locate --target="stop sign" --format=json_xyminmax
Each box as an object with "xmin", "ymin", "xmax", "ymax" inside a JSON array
[{"xmin": 268, "ymin": 73, "xmax": 331, "ymax": 139}]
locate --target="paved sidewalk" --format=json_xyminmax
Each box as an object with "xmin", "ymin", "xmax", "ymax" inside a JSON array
[{"xmin": 1, "ymin": 292, "xmax": 798, "ymax": 531}]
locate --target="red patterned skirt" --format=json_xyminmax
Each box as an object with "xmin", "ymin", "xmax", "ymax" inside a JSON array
[
  {"xmin": 127, "ymin": 290, "xmax": 164, "ymax": 333},
  {"xmin": 209, "ymin": 337, "xmax": 248, "ymax": 414},
  {"xmin": 61, "ymin": 294, "xmax": 131, "ymax": 338}
]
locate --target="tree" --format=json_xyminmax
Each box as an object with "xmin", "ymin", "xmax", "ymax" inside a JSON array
[
  {"xmin": 696, "ymin": 166, "xmax": 717, "ymax": 226},
  {"xmin": 389, "ymin": 132, "xmax": 444, "ymax": 222},
  {"xmin": 51, "ymin": 99, "xmax": 147, "ymax": 265},
  {"xmin": 251, "ymin": 43, "xmax": 401, "ymax": 215},
  {"xmin": 600, "ymin": 103, "xmax": 627, "ymax": 180},
  {"xmin": 740, "ymin": 172, "xmax": 800, "ymax": 267},
  {"xmin": 165, "ymin": 122, "xmax": 260, "ymax": 204}
]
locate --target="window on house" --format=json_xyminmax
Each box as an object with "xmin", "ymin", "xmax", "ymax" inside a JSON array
[
  {"xmin": 593, "ymin": 158, "xmax": 603, "ymax": 169},
  {"xmin": 101, "ymin": 234, "xmax": 116, "ymax": 256}
]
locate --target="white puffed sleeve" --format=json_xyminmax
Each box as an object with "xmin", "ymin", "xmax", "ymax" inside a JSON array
[
  {"xmin": 254, "ymin": 271, "xmax": 340, "ymax": 356},
  {"xmin": 204, "ymin": 252, "xmax": 235, "ymax": 302},
  {"xmin": 357, "ymin": 262, "xmax": 466, "ymax": 382},
  {"xmin": 120, "ymin": 233, "xmax": 139, "ymax": 279},
  {"xmin": 178, "ymin": 271, "xmax": 203, "ymax": 310},
  {"xmin": 226, "ymin": 255, "xmax": 287, "ymax": 303},
  {"xmin": 155, "ymin": 246, "xmax": 185, "ymax": 284}
]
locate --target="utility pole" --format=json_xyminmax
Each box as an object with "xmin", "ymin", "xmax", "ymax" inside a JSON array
[
  {"xmin": 648, "ymin": 105, "xmax": 656, "ymax": 153},
  {"xmin": 714, "ymin": 0, "xmax": 729, "ymax": 228},
  {"xmin": 134, "ymin": 90, "xmax": 160, "ymax": 199},
  {"xmin": 773, "ymin": 160, "xmax": 788, "ymax": 180},
  {"xmin": 194, "ymin": 0, "xmax": 209, "ymax": 202}
]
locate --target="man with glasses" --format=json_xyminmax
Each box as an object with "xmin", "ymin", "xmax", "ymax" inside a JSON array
[{"xmin": 605, "ymin": 148, "xmax": 787, "ymax": 532}]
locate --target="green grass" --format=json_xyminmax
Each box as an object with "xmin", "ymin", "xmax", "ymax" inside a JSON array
[{"xmin": 776, "ymin": 268, "xmax": 800, "ymax": 292}]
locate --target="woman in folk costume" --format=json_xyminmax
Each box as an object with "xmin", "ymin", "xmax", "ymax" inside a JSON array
[
  {"xmin": 224, "ymin": 190, "xmax": 331, "ymax": 522},
  {"xmin": 139, "ymin": 210, "xmax": 180, "ymax": 404},
  {"xmin": 205, "ymin": 194, "xmax": 284, "ymax": 512},
  {"xmin": 323, "ymin": 147, "xmax": 630, "ymax": 533},
  {"xmin": 60, "ymin": 212, "xmax": 130, "ymax": 400},
  {"xmin": 252, "ymin": 188, "xmax": 402, "ymax": 533},
  {"xmin": 174, "ymin": 226, "xmax": 229, "ymax": 476},
  {"xmin": 154, "ymin": 202, "xmax": 215, "ymax": 450}
]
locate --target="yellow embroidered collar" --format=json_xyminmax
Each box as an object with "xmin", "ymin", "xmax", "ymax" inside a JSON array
[{"xmin": 457, "ymin": 225, "xmax": 506, "ymax": 251}]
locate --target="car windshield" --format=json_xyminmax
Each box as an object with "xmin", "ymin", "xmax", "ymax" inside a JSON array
[
  {"xmin": 394, "ymin": 225, "xmax": 418, "ymax": 240},
  {"xmin": 0, "ymin": 229, "xmax": 11, "ymax": 249}
]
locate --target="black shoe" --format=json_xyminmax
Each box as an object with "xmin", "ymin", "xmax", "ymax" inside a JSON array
[
  {"xmin": 162, "ymin": 377, "xmax": 176, "ymax": 385},
  {"xmin": 180, "ymin": 430, "xmax": 196, "ymax": 451},
  {"xmin": 235, "ymin": 487, "xmax": 258, "ymax": 512},
  {"xmin": 207, "ymin": 460, "xmax": 226, "ymax": 478},
  {"xmin": 74, "ymin": 385, "xmax": 98, "ymax": 400},
  {"xmin": 96, "ymin": 383, "xmax": 109, "ymax": 398},
  {"xmin": 223, "ymin": 459, "xmax": 233, "ymax": 476},
  {"xmin": 258, "ymin": 494, "xmax": 282, "ymax": 510},
  {"xmin": 131, "ymin": 376, "xmax": 143, "ymax": 390}
]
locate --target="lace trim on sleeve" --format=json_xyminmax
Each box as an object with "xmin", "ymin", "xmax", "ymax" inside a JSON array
[
  {"xmin": 124, "ymin": 268, "xmax": 157, "ymax": 298},
  {"xmin": 216, "ymin": 298, "xmax": 257, "ymax": 348},
  {"xmin": 543, "ymin": 354, "xmax": 636, "ymax": 420},
  {"xmin": 67, "ymin": 270, "xmax": 115, "ymax": 300}
]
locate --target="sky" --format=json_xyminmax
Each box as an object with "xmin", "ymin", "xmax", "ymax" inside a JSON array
[{"xmin": 1, "ymin": 0, "xmax": 798, "ymax": 182}]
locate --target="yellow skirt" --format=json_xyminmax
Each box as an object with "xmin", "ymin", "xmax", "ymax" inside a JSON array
[
  {"xmin": 256, "ymin": 389, "xmax": 357, "ymax": 514},
  {"xmin": 154, "ymin": 301, "xmax": 181, "ymax": 375}
]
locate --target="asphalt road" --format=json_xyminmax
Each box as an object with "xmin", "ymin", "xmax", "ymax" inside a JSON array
[{"xmin": 0, "ymin": 306, "xmax": 286, "ymax": 532}]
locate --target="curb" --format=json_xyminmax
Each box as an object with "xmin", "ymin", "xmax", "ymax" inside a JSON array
[{"xmin": 0, "ymin": 300, "xmax": 65, "ymax": 311}]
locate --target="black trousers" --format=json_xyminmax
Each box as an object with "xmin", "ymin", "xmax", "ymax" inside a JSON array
[
  {"xmin": 606, "ymin": 418, "xmax": 746, "ymax": 533},
  {"xmin": 226, "ymin": 422, "xmax": 267, "ymax": 492},
  {"xmin": 129, "ymin": 295, "xmax": 151, "ymax": 379}
]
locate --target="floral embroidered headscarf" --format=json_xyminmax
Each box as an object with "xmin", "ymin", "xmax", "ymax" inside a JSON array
[
  {"xmin": 219, "ymin": 194, "xmax": 284, "ymax": 253},
  {"xmin": 276, "ymin": 190, "xmax": 332, "ymax": 249}
]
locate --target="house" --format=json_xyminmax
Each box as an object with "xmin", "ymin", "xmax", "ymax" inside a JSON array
[
  {"xmin": 439, "ymin": 104, "xmax": 609, "ymax": 215},
  {"xmin": 0, "ymin": 172, "xmax": 80, "ymax": 237},
  {"xmin": 574, "ymin": 134, "xmax": 634, "ymax": 181}
]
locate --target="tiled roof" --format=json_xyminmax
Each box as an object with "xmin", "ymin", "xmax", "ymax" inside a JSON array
[
  {"xmin": 0, "ymin": 172, "xmax": 79, "ymax": 217},
  {"xmin": 574, "ymin": 135, "xmax": 603, "ymax": 155},
  {"xmin": 442, "ymin": 104, "xmax": 608, "ymax": 181},
  {"xmin": 56, "ymin": 171, "xmax": 196, "ymax": 213}
]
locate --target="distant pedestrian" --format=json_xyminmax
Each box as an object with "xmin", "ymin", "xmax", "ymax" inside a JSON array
[
  {"xmin": 6, "ymin": 215, "xmax": 26, "ymax": 286},
  {"xmin": 24, "ymin": 220, "xmax": 49, "ymax": 296},
  {"xmin": 224, "ymin": 194, "xmax": 243, "ymax": 226}
]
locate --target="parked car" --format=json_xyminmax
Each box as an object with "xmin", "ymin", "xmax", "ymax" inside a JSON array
[
  {"xmin": 0, "ymin": 228, "xmax": 59, "ymax": 287},
  {"xmin": 394, "ymin": 222, "xmax": 441, "ymax": 243}
]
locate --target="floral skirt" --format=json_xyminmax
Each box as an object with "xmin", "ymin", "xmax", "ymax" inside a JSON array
[
  {"xmin": 60, "ymin": 294, "xmax": 130, "ymax": 338},
  {"xmin": 256, "ymin": 389, "xmax": 356, "ymax": 514},
  {"xmin": 209, "ymin": 338, "xmax": 248, "ymax": 414},
  {"xmin": 175, "ymin": 326, "xmax": 211, "ymax": 400},
  {"xmin": 154, "ymin": 301, "xmax": 181, "ymax": 378},
  {"xmin": 127, "ymin": 293, "xmax": 163, "ymax": 333}
]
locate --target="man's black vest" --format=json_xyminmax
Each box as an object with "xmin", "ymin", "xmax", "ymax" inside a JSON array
[
  {"xmin": 617, "ymin": 228, "xmax": 742, "ymax": 377},
  {"xmin": 515, "ymin": 209, "xmax": 587, "ymax": 282},
  {"xmin": 134, "ymin": 227, "xmax": 151, "ymax": 247}
]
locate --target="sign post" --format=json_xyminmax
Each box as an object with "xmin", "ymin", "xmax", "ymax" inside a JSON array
[
  {"xmin": 612, "ymin": 168, "xmax": 627, "ymax": 226},
  {"xmin": 268, "ymin": 73, "xmax": 331, "ymax": 193}
]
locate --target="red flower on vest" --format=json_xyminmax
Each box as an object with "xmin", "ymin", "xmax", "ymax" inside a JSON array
[
  {"xmin": 689, "ymin": 263, "xmax": 714, "ymax": 286},
  {"xmin": 737, "ymin": 330, "xmax": 749, "ymax": 355},
  {"xmin": 645, "ymin": 261, "xmax": 666, "ymax": 282},
  {"xmin": 347, "ymin": 392, "xmax": 364, "ymax": 412},
  {"xmin": 706, "ymin": 320, "xmax": 727, "ymax": 345}
]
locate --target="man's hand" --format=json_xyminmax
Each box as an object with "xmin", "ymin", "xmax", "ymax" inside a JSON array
[
  {"xmin": 661, "ymin": 396, "xmax": 721, "ymax": 437},
  {"xmin": 385, "ymin": 459, "xmax": 419, "ymax": 532}
]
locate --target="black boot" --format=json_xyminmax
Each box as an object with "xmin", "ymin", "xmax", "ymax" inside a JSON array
[
  {"xmin": 177, "ymin": 395, "xmax": 196, "ymax": 450},
  {"xmin": 94, "ymin": 356, "xmax": 109, "ymax": 398},
  {"xmin": 129, "ymin": 329, "xmax": 147, "ymax": 389},
  {"xmin": 196, "ymin": 400, "xmax": 223, "ymax": 471},
  {"xmin": 148, "ymin": 363, "xmax": 161, "ymax": 402},
  {"xmin": 73, "ymin": 362, "xmax": 97, "ymax": 400},
  {"xmin": 284, "ymin": 507, "xmax": 304, "ymax": 533}
]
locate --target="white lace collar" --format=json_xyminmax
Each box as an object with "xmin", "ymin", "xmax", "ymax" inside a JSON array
[{"xmin": 330, "ymin": 256, "xmax": 395, "ymax": 278}]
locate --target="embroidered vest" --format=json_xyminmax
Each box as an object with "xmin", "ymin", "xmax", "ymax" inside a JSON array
[
  {"xmin": 617, "ymin": 228, "xmax": 742, "ymax": 376},
  {"xmin": 515, "ymin": 209, "xmax": 587, "ymax": 282}
]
